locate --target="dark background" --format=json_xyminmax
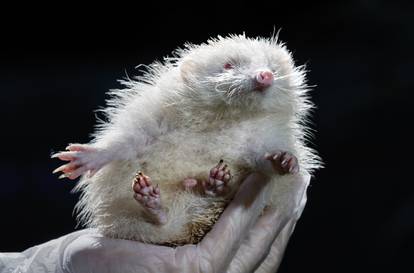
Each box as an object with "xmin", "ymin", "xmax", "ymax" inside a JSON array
[{"xmin": 1, "ymin": 1, "xmax": 413, "ymax": 272}]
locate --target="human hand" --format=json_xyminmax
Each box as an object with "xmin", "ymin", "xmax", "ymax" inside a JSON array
[{"xmin": 61, "ymin": 172, "xmax": 310, "ymax": 273}]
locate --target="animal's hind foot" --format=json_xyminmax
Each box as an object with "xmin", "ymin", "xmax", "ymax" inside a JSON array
[
  {"xmin": 132, "ymin": 172, "xmax": 167, "ymax": 225},
  {"xmin": 203, "ymin": 159, "xmax": 232, "ymax": 197}
]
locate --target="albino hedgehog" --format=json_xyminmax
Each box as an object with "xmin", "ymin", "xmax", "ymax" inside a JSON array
[{"xmin": 52, "ymin": 33, "xmax": 321, "ymax": 245}]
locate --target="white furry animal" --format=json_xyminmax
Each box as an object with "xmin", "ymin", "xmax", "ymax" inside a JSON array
[{"xmin": 52, "ymin": 34, "xmax": 321, "ymax": 245}]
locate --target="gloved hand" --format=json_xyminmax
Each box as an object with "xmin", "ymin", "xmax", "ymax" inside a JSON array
[{"xmin": 61, "ymin": 172, "xmax": 310, "ymax": 273}]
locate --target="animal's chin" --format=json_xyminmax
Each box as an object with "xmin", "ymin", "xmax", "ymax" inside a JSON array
[
  {"xmin": 253, "ymin": 83, "xmax": 272, "ymax": 92},
  {"xmin": 223, "ymin": 88, "xmax": 266, "ymax": 100}
]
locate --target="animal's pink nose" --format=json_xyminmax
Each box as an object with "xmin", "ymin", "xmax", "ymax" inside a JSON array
[{"xmin": 255, "ymin": 70, "xmax": 274, "ymax": 89}]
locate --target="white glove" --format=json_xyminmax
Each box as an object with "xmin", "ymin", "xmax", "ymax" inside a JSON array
[{"xmin": 0, "ymin": 172, "xmax": 310, "ymax": 273}]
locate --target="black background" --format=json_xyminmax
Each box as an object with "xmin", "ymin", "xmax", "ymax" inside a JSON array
[{"xmin": 1, "ymin": 1, "xmax": 413, "ymax": 272}]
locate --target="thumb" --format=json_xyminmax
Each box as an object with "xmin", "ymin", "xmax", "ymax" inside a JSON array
[{"xmin": 198, "ymin": 172, "xmax": 272, "ymax": 273}]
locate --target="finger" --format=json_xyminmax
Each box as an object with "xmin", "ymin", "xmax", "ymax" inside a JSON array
[
  {"xmin": 227, "ymin": 208, "xmax": 292, "ymax": 273},
  {"xmin": 198, "ymin": 172, "xmax": 272, "ymax": 273},
  {"xmin": 228, "ymin": 172, "xmax": 310, "ymax": 273},
  {"xmin": 254, "ymin": 218, "xmax": 297, "ymax": 273},
  {"xmin": 63, "ymin": 230, "xmax": 176, "ymax": 273},
  {"xmin": 255, "ymin": 174, "xmax": 310, "ymax": 273}
]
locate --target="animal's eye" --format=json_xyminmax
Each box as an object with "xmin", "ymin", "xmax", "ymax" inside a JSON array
[{"xmin": 224, "ymin": 63, "xmax": 234, "ymax": 70}]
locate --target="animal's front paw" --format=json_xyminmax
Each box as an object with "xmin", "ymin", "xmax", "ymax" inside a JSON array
[
  {"xmin": 265, "ymin": 151, "xmax": 299, "ymax": 175},
  {"xmin": 52, "ymin": 144, "xmax": 107, "ymax": 180},
  {"xmin": 203, "ymin": 159, "xmax": 232, "ymax": 197}
]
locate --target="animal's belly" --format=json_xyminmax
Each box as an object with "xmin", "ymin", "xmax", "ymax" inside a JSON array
[
  {"xmin": 88, "ymin": 129, "xmax": 275, "ymax": 244},
  {"xmin": 137, "ymin": 131, "xmax": 252, "ymax": 188}
]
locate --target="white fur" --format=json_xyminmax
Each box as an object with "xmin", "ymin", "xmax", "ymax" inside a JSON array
[{"xmin": 72, "ymin": 34, "xmax": 321, "ymax": 243}]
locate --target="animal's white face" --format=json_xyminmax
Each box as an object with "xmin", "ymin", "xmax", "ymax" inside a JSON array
[{"xmin": 179, "ymin": 35, "xmax": 307, "ymax": 118}]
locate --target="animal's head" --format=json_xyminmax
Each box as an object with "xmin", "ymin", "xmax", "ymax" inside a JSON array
[{"xmin": 177, "ymin": 34, "xmax": 311, "ymax": 119}]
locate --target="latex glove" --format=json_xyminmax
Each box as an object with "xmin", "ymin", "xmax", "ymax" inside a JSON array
[
  {"xmin": 0, "ymin": 172, "xmax": 309, "ymax": 273},
  {"xmin": 62, "ymin": 172, "xmax": 310, "ymax": 273},
  {"xmin": 229, "ymin": 172, "xmax": 309, "ymax": 273}
]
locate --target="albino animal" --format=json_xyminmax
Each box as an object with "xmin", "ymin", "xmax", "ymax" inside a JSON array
[{"xmin": 52, "ymin": 34, "xmax": 321, "ymax": 245}]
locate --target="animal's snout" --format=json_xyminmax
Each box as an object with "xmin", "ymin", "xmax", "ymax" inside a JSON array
[{"xmin": 254, "ymin": 70, "xmax": 274, "ymax": 91}]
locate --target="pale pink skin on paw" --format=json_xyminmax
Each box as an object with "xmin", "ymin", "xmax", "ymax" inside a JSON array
[
  {"xmin": 182, "ymin": 178, "xmax": 198, "ymax": 190},
  {"xmin": 202, "ymin": 160, "xmax": 232, "ymax": 197},
  {"xmin": 132, "ymin": 172, "xmax": 167, "ymax": 225},
  {"xmin": 52, "ymin": 143, "xmax": 108, "ymax": 180},
  {"xmin": 265, "ymin": 151, "xmax": 300, "ymax": 175}
]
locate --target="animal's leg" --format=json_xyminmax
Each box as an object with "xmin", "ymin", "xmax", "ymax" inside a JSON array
[
  {"xmin": 52, "ymin": 144, "xmax": 111, "ymax": 180},
  {"xmin": 265, "ymin": 151, "xmax": 299, "ymax": 175},
  {"xmin": 202, "ymin": 160, "xmax": 232, "ymax": 197},
  {"xmin": 132, "ymin": 172, "xmax": 167, "ymax": 225}
]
